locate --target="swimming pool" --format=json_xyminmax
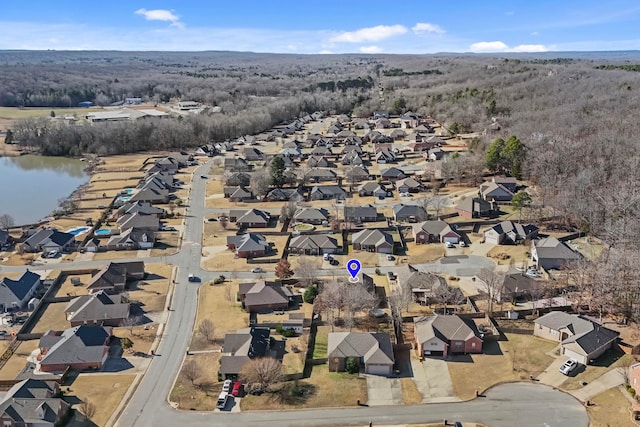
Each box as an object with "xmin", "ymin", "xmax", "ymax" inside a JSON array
[
  {"xmin": 66, "ymin": 226, "xmax": 90, "ymax": 236},
  {"xmin": 118, "ymin": 196, "xmax": 132, "ymax": 202},
  {"xmin": 121, "ymin": 188, "xmax": 134, "ymax": 195},
  {"xmin": 95, "ymin": 229, "xmax": 111, "ymax": 236}
]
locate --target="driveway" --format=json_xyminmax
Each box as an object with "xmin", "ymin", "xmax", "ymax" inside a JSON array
[
  {"xmin": 537, "ymin": 355, "xmax": 571, "ymax": 387},
  {"xmin": 570, "ymin": 368, "xmax": 625, "ymax": 402},
  {"xmin": 410, "ymin": 357, "xmax": 459, "ymax": 403},
  {"xmin": 365, "ymin": 375, "xmax": 402, "ymax": 406}
]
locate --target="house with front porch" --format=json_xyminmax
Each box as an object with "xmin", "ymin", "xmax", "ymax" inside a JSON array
[{"xmin": 414, "ymin": 314, "xmax": 483, "ymax": 358}]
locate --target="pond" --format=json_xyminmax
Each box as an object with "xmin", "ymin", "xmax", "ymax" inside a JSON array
[{"xmin": 0, "ymin": 155, "xmax": 89, "ymax": 226}]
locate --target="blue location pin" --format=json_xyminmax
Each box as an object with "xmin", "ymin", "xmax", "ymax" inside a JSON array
[{"xmin": 346, "ymin": 259, "xmax": 361, "ymax": 283}]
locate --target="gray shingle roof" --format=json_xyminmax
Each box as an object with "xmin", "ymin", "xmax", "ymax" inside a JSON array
[
  {"xmin": 352, "ymin": 229, "xmax": 393, "ymax": 247},
  {"xmin": 533, "ymin": 237, "xmax": 581, "ymax": 261},
  {"xmin": 38, "ymin": 326, "xmax": 111, "ymax": 367},
  {"xmin": 535, "ymin": 312, "xmax": 619, "ymax": 355},
  {"xmin": 327, "ymin": 332, "xmax": 394, "ymax": 365},
  {"xmin": 0, "ymin": 271, "xmax": 40, "ymax": 304},
  {"xmin": 414, "ymin": 315, "xmax": 482, "ymax": 344},
  {"xmin": 64, "ymin": 291, "xmax": 130, "ymax": 324}
]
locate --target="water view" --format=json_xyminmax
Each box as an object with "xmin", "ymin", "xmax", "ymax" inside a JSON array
[{"xmin": 0, "ymin": 155, "xmax": 88, "ymax": 226}]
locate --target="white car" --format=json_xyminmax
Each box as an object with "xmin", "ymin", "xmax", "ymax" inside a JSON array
[
  {"xmin": 445, "ymin": 241, "xmax": 454, "ymax": 248},
  {"xmin": 222, "ymin": 379, "xmax": 233, "ymax": 393},
  {"xmin": 251, "ymin": 267, "xmax": 263, "ymax": 273},
  {"xmin": 525, "ymin": 268, "xmax": 542, "ymax": 277},
  {"xmin": 459, "ymin": 241, "xmax": 466, "ymax": 247},
  {"xmin": 559, "ymin": 358, "xmax": 579, "ymax": 375}
]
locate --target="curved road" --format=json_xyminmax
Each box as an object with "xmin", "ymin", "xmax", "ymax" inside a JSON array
[{"xmin": 0, "ymin": 159, "xmax": 588, "ymax": 427}]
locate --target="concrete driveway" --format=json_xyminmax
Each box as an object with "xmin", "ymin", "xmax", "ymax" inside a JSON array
[
  {"xmin": 410, "ymin": 357, "xmax": 459, "ymax": 403},
  {"xmin": 537, "ymin": 355, "xmax": 571, "ymax": 387},
  {"xmin": 571, "ymin": 368, "xmax": 625, "ymax": 402},
  {"xmin": 365, "ymin": 375, "xmax": 403, "ymax": 406}
]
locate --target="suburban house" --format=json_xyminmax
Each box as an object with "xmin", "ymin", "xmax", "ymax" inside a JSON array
[
  {"xmin": 224, "ymin": 186, "xmax": 254, "ymax": 202},
  {"xmin": 427, "ymin": 147, "xmax": 445, "ymax": 161},
  {"xmin": 414, "ymin": 315, "xmax": 484, "ymax": 358},
  {"xmin": 225, "ymin": 172, "xmax": 251, "ymax": 187},
  {"xmin": 484, "ymin": 221, "xmax": 539, "ymax": 245},
  {"xmin": 327, "ymin": 332, "xmax": 395, "ymax": 376},
  {"xmin": 243, "ymin": 147, "xmax": 264, "ymax": 161},
  {"xmin": 344, "ymin": 205, "xmax": 378, "ymax": 223},
  {"xmin": 0, "ymin": 230, "xmax": 9, "ymax": 247},
  {"xmin": 531, "ymin": 237, "xmax": 581, "ymax": 269},
  {"xmin": 22, "ymin": 229, "xmax": 75, "ymax": 253},
  {"xmin": 307, "ymin": 168, "xmax": 337, "ymax": 183},
  {"xmin": 37, "ymin": 325, "xmax": 112, "ymax": 372},
  {"xmin": 395, "ymin": 177, "xmax": 422, "ymax": 194},
  {"xmin": 116, "ymin": 212, "xmax": 159, "ymax": 232},
  {"xmin": 267, "ymin": 187, "xmax": 305, "ymax": 202},
  {"xmin": 128, "ymin": 185, "xmax": 169, "ymax": 205},
  {"xmin": 86, "ymin": 261, "xmax": 145, "ymax": 294},
  {"xmin": 310, "ymin": 185, "xmax": 346, "ymax": 201},
  {"xmin": 352, "ymin": 229, "xmax": 394, "ymax": 254},
  {"xmin": 375, "ymin": 151, "xmax": 397, "ymax": 164},
  {"xmin": 492, "ymin": 176, "xmax": 518, "ymax": 193},
  {"xmin": 220, "ymin": 327, "xmax": 271, "ymax": 380},
  {"xmin": 399, "ymin": 265, "xmax": 462, "ymax": 305},
  {"xmin": 393, "ymin": 204, "xmax": 428, "ymax": 223},
  {"xmin": 64, "ymin": 291, "xmax": 130, "ymax": 327},
  {"xmin": 345, "ymin": 165, "xmax": 371, "ymax": 182},
  {"xmin": 288, "ymin": 234, "xmax": 338, "ymax": 256},
  {"xmin": 0, "ymin": 270, "xmax": 41, "ymax": 312},
  {"xmin": 412, "ymin": 220, "xmax": 461, "ymax": 244},
  {"xmin": 106, "ymin": 228, "xmax": 155, "ymax": 250},
  {"xmin": 455, "ymin": 197, "xmax": 496, "ymax": 219},
  {"xmin": 380, "ymin": 167, "xmax": 405, "ymax": 180},
  {"xmin": 310, "ymin": 146, "xmax": 332, "ymax": 156},
  {"xmin": 115, "ymin": 201, "xmax": 165, "ymax": 218},
  {"xmin": 226, "ymin": 233, "xmax": 270, "ymax": 258},
  {"xmin": 0, "ymin": 379, "xmax": 70, "ymax": 427},
  {"xmin": 293, "ymin": 208, "xmax": 329, "ymax": 225},
  {"xmin": 229, "ymin": 209, "xmax": 271, "ymax": 228},
  {"xmin": 82, "ymin": 238, "xmax": 101, "ymax": 253},
  {"xmin": 238, "ymin": 280, "xmax": 293, "ymax": 313},
  {"xmin": 498, "ymin": 273, "xmax": 543, "ymax": 303},
  {"xmin": 533, "ymin": 312, "xmax": 619, "ymax": 364},
  {"xmin": 342, "ymin": 152, "xmax": 365, "ymax": 166},
  {"xmin": 307, "ymin": 156, "xmax": 333, "ymax": 168},
  {"xmin": 480, "ymin": 181, "xmax": 514, "ymax": 202},
  {"xmin": 358, "ymin": 182, "xmax": 389, "ymax": 197},
  {"xmin": 224, "ymin": 158, "xmax": 252, "ymax": 172}
]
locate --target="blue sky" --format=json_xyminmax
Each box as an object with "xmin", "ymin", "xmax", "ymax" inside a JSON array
[{"xmin": 2, "ymin": 0, "xmax": 640, "ymax": 53}]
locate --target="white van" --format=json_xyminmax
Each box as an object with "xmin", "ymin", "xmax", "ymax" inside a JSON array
[{"xmin": 216, "ymin": 391, "xmax": 229, "ymax": 410}]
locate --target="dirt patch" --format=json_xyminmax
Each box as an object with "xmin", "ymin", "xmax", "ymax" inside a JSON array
[{"xmin": 64, "ymin": 373, "xmax": 135, "ymax": 427}]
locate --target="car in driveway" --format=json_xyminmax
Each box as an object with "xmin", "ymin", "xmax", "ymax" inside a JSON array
[
  {"xmin": 445, "ymin": 241, "xmax": 454, "ymax": 248},
  {"xmin": 559, "ymin": 358, "xmax": 579, "ymax": 375},
  {"xmin": 525, "ymin": 268, "xmax": 542, "ymax": 278},
  {"xmin": 386, "ymin": 254, "xmax": 395, "ymax": 261},
  {"xmin": 251, "ymin": 267, "xmax": 263, "ymax": 273},
  {"xmin": 222, "ymin": 379, "xmax": 232, "ymax": 393},
  {"xmin": 231, "ymin": 381, "xmax": 243, "ymax": 397},
  {"xmin": 216, "ymin": 391, "xmax": 229, "ymax": 409}
]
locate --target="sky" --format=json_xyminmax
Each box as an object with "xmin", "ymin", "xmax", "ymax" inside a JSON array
[{"xmin": 1, "ymin": 0, "xmax": 640, "ymax": 53}]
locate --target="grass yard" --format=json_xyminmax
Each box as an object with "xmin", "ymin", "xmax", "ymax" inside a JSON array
[
  {"xmin": 486, "ymin": 244, "xmax": 531, "ymax": 267},
  {"xmin": 114, "ymin": 325, "xmax": 158, "ymax": 354},
  {"xmin": 169, "ymin": 352, "xmax": 222, "ymax": 411},
  {"xmin": 240, "ymin": 366, "xmax": 368, "ymax": 410},
  {"xmin": 280, "ymin": 335, "xmax": 307, "ymax": 376},
  {"xmin": 312, "ymin": 325, "xmax": 329, "ymax": 359},
  {"xmin": 588, "ymin": 387, "xmax": 636, "ymax": 427},
  {"xmin": 55, "ymin": 273, "xmax": 93, "ymax": 297},
  {"xmin": 64, "ymin": 373, "xmax": 136, "ymax": 427},
  {"xmin": 405, "ymin": 242, "xmax": 446, "ymax": 263},
  {"xmin": 149, "ymin": 232, "xmax": 180, "ymax": 256},
  {"xmin": 192, "ymin": 281, "xmax": 247, "ymax": 348},
  {"xmin": 91, "ymin": 250, "xmax": 139, "ymax": 261},
  {"xmin": 401, "ymin": 377, "xmax": 423, "ymax": 404},
  {"xmin": 0, "ymin": 340, "xmax": 39, "ymax": 380},
  {"xmin": 447, "ymin": 333, "xmax": 556, "ymax": 400},
  {"xmin": 127, "ymin": 263, "xmax": 173, "ymax": 313},
  {"xmin": 31, "ymin": 302, "xmax": 69, "ymax": 333}
]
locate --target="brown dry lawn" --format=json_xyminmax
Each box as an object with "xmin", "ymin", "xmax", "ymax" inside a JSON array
[
  {"xmin": 0, "ymin": 340, "xmax": 39, "ymax": 380},
  {"xmin": 31, "ymin": 302, "xmax": 69, "ymax": 333},
  {"xmin": 169, "ymin": 352, "xmax": 222, "ymax": 411},
  {"xmin": 113, "ymin": 325, "xmax": 158, "ymax": 354},
  {"xmin": 193, "ymin": 281, "xmax": 247, "ymax": 344},
  {"xmin": 55, "ymin": 273, "xmax": 93, "ymax": 297},
  {"xmin": 487, "ymin": 244, "xmax": 532, "ymax": 267},
  {"xmin": 406, "ymin": 243, "xmax": 446, "ymax": 263},
  {"xmin": 128, "ymin": 263, "xmax": 173, "ymax": 313},
  {"xmin": 401, "ymin": 377, "xmax": 423, "ymax": 404},
  {"xmin": 588, "ymin": 387, "xmax": 637, "ymax": 427},
  {"xmin": 561, "ymin": 349, "xmax": 632, "ymax": 391},
  {"xmin": 64, "ymin": 373, "xmax": 136, "ymax": 427},
  {"xmin": 447, "ymin": 333, "xmax": 556, "ymax": 400},
  {"xmin": 91, "ymin": 250, "xmax": 139, "ymax": 261},
  {"xmin": 240, "ymin": 366, "xmax": 368, "ymax": 410},
  {"xmin": 150, "ymin": 232, "xmax": 180, "ymax": 256},
  {"xmin": 280, "ymin": 335, "xmax": 307, "ymax": 376}
]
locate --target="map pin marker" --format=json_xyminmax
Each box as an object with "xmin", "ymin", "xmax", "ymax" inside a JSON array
[{"xmin": 347, "ymin": 259, "xmax": 361, "ymax": 283}]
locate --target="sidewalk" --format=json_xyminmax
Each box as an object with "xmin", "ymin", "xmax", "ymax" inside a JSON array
[{"xmin": 570, "ymin": 368, "xmax": 625, "ymax": 401}]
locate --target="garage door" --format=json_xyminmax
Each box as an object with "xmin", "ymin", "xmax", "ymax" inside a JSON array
[
  {"xmin": 443, "ymin": 236, "xmax": 459, "ymax": 244},
  {"xmin": 366, "ymin": 364, "xmax": 391, "ymax": 376},
  {"xmin": 562, "ymin": 348, "xmax": 587, "ymax": 365}
]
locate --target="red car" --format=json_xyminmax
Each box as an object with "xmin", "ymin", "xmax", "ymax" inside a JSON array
[{"xmin": 231, "ymin": 381, "xmax": 243, "ymax": 397}]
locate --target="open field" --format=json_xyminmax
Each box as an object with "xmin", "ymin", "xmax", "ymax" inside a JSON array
[
  {"xmin": 447, "ymin": 333, "xmax": 556, "ymax": 400},
  {"xmin": 169, "ymin": 352, "xmax": 222, "ymax": 411},
  {"xmin": 64, "ymin": 373, "xmax": 136, "ymax": 427},
  {"xmin": 587, "ymin": 387, "xmax": 637, "ymax": 427},
  {"xmin": 0, "ymin": 340, "xmax": 39, "ymax": 380}
]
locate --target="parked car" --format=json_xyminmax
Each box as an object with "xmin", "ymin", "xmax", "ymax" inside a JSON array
[
  {"xmin": 559, "ymin": 358, "xmax": 579, "ymax": 375},
  {"xmin": 459, "ymin": 241, "xmax": 466, "ymax": 247},
  {"xmin": 525, "ymin": 268, "xmax": 542, "ymax": 277},
  {"xmin": 386, "ymin": 254, "xmax": 395, "ymax": 261},
  {"xmin": 387, "ymin": 272, "xmax": 396, "ymax": 280},
  {"xmin": 454, "ymin": 423, "xmax": 463, "ymax": 427},
  {"xmin": 222, "ymin": 379, "xmax": 232, "ymax": 393},
  {"xmin": 216, "ymin": 392, "xmax": 229, "ymax": 409},
  {"xmin": 323, "ymin": 253, "xmax": 332, "ymax": 261},
  {"xmin": 188, "ymin": 274, "xmax": 200, "ymax": 282},
  {"xmin": 251, "ymin": 267, "xmax": 263, "ymax": 273},
  {"xmin": 231, "ymin": 381, "xmax": 243, "ymax": 397},
  {"xmin": 445, "ymin": 241, "xmax": 454, "ymax": 248},
  {"xmin": 200, "ymin": 175, "xmax": 207, "ymax": 179},
  {"xmin": 329, "ymin": 259, "xmax": 339, "ymax": 266}
]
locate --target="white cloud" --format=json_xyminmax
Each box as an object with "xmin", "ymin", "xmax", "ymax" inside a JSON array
[
  {"xmin": 469, "ymin": 41, "xmax": 549, "ymax": 53},
  {"xmin": 530, "ymin": 31, "xmax": 539, "ymax": 36},
  {"xmin": 330, "ymin": 25, "xmax": 407, "ymax": 43},
  {"xmin": 359, "ymin": 45, "xmax": 382, "ymax": 53},
  {"xmin": 469, "ymin": 41, "xmax": 509, "ymax": 52},
  {"xmin": 412, "ymin": 22, "xmax": 445, "ymax": 34},
  {"xmin": 511, "ymin": 44, "xmax": 548, "ymax": 52},
  {"xmin": 318, "ymin": 50, "xmax": 334, "ymax": 54},
  {"xmin": 135, "ymin": 9, "xmax": 183, "ymax": 28}
]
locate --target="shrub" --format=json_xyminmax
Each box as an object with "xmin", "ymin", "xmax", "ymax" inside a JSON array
[
  {"xmin": 345, "ymin": 357, "xmax": 360, "ymax": 374},
  {"xmin": 282, "ymin": 328, "xmax": 297, "ymax": 337},
  {"xmin": 303, "ymin": 285, "xmax": 319, "ymax": 304},
  {"xmin": 375, "ymin": 268, "xmax": 381, "ymax": 275},
  {"xmin": 120, "ymin": 337, "xmax": 133, "ymax": 350}
]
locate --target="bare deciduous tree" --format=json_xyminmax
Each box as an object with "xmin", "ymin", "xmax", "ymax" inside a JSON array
[
  {"xmin": 198, "ymin": 319, "xmax": 215, "ymax": 343},
  {"xmin": 239, "ymin": 357, "xmax": 283, "ymax": 392},
  {"xmin": 182, "ymin": 359, "xmax": 201, "ymax": 385},
  {"xmin": 0, "ymin": 214, "xmax": 15, "ymax": 230},
  {"xmin": 250, "ymin": 168, "xmax": 272, "ymax": 198},
  {"xmin": 120, "ymin": 315, "xmax": 141, "ymax": 336},
  {"xmin": 296, "ymin": 256, "xmax": 320, "ymax": 287},
  {"xmin": 476, "ymin": 269, "xmax": 504, "ymax": 314}
]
